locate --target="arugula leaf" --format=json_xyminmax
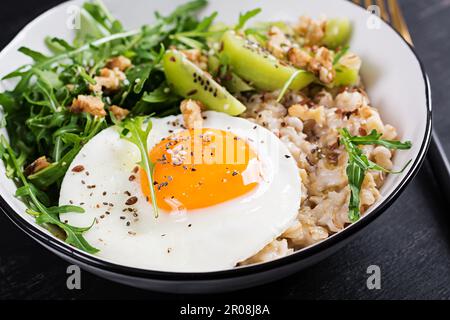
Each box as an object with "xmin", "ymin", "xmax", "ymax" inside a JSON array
[
  {"xmin": 83, "ymin": 0, "xmax": 124, "ymax": 35},
  {"xmin": 340, "ymin": 128, "xmax": 412, "ymax": 222},
  {"xmin": 74, "ymin": 0, "xmax": 125, "ymax": 46},
  {"xmin": 45, "ymin": 37, "xmax": 76, "ymax": 54},
  {"xmin": 0, "ymin": 92, "xmax": 16, "ymax": 114},
  {"xmin": 0, "ymin": 135, "xmax": 98, "ymax": 253},
  {"xmin": 15, "ymin": 184, "xmax": 51, "ymax": 207},
  {"xmin": 18, "ymin": 47, "xmax": 49, "ymax": 63},
  {"xmin": 346, "ymin": 129, "xmax": 412, "ymax": 150},
  {"xmin": 0, "ymin": 0, "xmax": 216, "ymax": 254},
  {"xmin": 196, "ymin": 12, "xmax": 218, "ymax": 32},
  {"xmin": 245, "ymin": 27, "xmax": 269, "ymax": 45},
  {"xmin": 346, "ymin": 161, "xmax": 365, "ymax": 222},
  {"xmin": 142, "ymin": 84, "xmax": 174, "ymax": 103},
  {"xmin": 235, "ymin": 8, "xmax": 262, "ymax": 30},
  {"xmin": 172, "ymin": 35, "xmax": 205, "ymax": 49},
  {"xmin": 164, "ymin": 0, "xmax": 208, "ymax": 23},
  {"xmin": 119, "ymin": 117, "xmax": 159, "ymax": 218},
  {"xmin": 29, "ymin": 118, "xmax": 105, "ymax": 188}
]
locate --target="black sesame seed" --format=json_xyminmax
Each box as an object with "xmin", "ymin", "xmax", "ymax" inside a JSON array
[{"xmin": 187, "ymin": 89, "xmax": 198, "ymax": 96}]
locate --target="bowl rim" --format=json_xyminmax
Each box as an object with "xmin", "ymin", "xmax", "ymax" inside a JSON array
[{"xmin": 0, "ymin": 0, "xmax": 432, "ymax": 281}]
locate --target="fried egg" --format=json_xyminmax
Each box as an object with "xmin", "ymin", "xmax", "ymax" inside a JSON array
[{"xmin": 59, "ymin": 111, "xmax": 301, "ymax": 272}]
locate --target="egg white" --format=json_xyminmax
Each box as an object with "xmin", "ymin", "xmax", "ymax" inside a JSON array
[{"xmin": 59, "ymin": 111, "xmax": 301, "ymax": 272}]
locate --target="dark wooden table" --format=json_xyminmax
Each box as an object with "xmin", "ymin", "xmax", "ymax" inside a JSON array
[{"xmin": 1, "ymin": 0, "xmax": 449, "ymax": 300}]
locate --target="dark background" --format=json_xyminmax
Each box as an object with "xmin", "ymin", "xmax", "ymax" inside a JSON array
[{"xmin": 0, "ymin": 0, "xmax": 449, "ymax": 300}]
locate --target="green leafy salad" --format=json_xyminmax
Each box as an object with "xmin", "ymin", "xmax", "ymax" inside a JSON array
[{"xmin": 0, "ymin": 0, "xmax": 412, "ymax": 254}]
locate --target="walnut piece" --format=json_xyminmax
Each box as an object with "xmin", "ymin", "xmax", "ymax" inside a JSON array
[
  {"xmin": 70, "ymin": 95, "xmax": 106, "ymax": 117},
  {"xmin": 89, "ymin": 68, "xmax": 126, "ymax": 94},
  {"xmin": 288, "ymin": 46, "xmax": 335, "ymax": 84},
  {"xmin": 267, "ymin": 26, "xmax": 292, "ymax": 59},
  {"xmin": 313, "ymin": 47, "xmax": 335, "ymax": 84},
  {"xmin": 110, "ymin": 105, "xmax": 130, "ymax": 121},
  {"xmin": 25, "ymin": 156, "xmax": 50, "ymax": 176},
  {"xmin": 295, "ymin": 16, "xmax": 326, "ymax": 45},
  {"xmin": 105, "ymin": 56, "xmax": 132, "ymax": 71},
  {"xmin": 180, "ymin": 99, "xmax": 204, "ymax": 129},
  {"xmin": 287, "ymin": 47, "xmax": 312, "ymax": 69},
  {"xmin": 180, "ymin": 49, "xmax": 208, "ymax": 71}
]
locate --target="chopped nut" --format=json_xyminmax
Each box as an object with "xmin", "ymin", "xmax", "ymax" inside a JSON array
[
  {"xmin": 294, "ymin": 16, "xmax": 326, "ymax": 45},
  {"xmin": 25, "ymin": 156, "xmax": 50, "ymax": 176},
  {"xmin": 180, "ymin": 99, "xmax": 204, "ymax": 129},
  {"xmin": 267, "ymin": 26, "xmax": 292, "ymax": 59},
  {"xmin": 110, "ymin": 105, "xmax": 130, "ymax": 121},
  {"xmin": 89, "ymin": 68, "xmax": 126, "ymax": 94},
  {"xmin": 311, "ymin": 47, "xmax": 335, "ymax": 84},
  {"xmin": 106, "ymin": 56, "xmax": 132, "ymax": 71},
  {"xmin": 69, "ymin": 95, "xmax": 106, "ymax": 117},
  {"xmin": 287, "ymin": 47, "xmax": 312, "ymax": 69},
  {"xmin": 180, "ymin": 49, "xmax": 208, "ymax": 70},
  {"xmin": 288, "ymin": 46, "xmax": 335, "ymax": 84}
]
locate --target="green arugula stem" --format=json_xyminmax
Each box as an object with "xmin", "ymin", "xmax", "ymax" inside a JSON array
[
  {"xmin": 120, "ymin": 118, "xmax": 159, "ymax": 218},
  {"xmin": 0, "ymin": 135, "xmax": 98, "ymax": 253},
  {"xmin": 37, "ymin": 29, "xmax": 142, "ymax": 69},
  {"xmin": 340, "ymin": 128, "xmax": 412, "ymax": 222}
]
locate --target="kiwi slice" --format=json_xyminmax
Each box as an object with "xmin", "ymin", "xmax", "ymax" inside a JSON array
[
  {"xmin": 322, "ymin": 18, "xmax": 352, "ymax": 49},
  {"xmin": 220, "ymin": 30, "xmax": 314, "ymax": 92},
  {"xmin": 224, "ymin": 73, "xmax": 254, "ymax": 94},
  {"xmin": 333, "ymin": 64, "xmax": 360, "ymax": 87},
  {"xmin": 208, "ymin": 55, "xmax": 253, "ymax": 94},
  {"xmin": 162, "ymin": 49, "xmax": 246, "ymax": 116}
]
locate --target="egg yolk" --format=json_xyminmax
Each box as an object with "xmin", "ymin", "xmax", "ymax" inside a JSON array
[{"xmin": 140, "ymin": 128, "xmax": 260, "ymax": 212}]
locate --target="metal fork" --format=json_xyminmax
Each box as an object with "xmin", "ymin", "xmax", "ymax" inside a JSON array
[{"xmin": 352, "ymin": 0, "xmax": 450, "ymax": 201}]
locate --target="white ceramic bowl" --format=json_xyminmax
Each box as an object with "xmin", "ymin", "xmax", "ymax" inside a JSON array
[{"xmin": 0, "ymin": 0, "xmax": 431, "ymax": 293}]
